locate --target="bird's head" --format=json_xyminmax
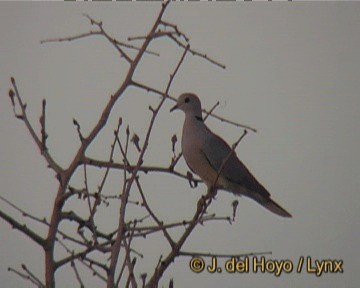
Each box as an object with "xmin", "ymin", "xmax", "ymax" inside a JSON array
[{"xmin": 170, "ymin": 93, "xmax": 202, "ymax": 117}]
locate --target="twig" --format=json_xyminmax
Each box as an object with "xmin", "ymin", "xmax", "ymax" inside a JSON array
[
  {"xmin": 78, "ymin": 259, "xmax": 107, "ymax": 283},
  {"xmin": 9, "ymin": 77, "xmax": 63, "ymax": 174},
  {"xmin": 107, "ymin": 2, "xmax": 172, "ymax": 287},
  {"xmin": 84, "ymin": 157, "xmax": 201, "ymax": 182},
  {"xmin": 40, "ymin": 99, "xmax": 47, "ymax": 153},
  {"xmin": 160, "ymin": 20, "xmax": 190, "ymax": 42},
  {"xmin": 83, "ymin": 14, "xmax": 133, "ymax": 64},
  {"xmin": 130, "ymin": 215, "xmax": 231, "ymax": 239},
  {"xmin": 129, "ymin": 23, "xmax": 224, "ymax": 69},
  {"xmin": 118, "ymin": 227, "xmax": 137, "ymax": 288},
  {"xmin": 0, "ymin": 193, "xmax": 107, "ymax": 250},
  {"xmin": 41, "ymin": 31, "xmax": 101, "ymax": 44},
  {"xmin": 232, "ymin": 200, "xmax": 239, "ymax": 221},
  {"xmin": 0, "ymin": 195, "xmax": 48, "ymax": 225},
  {"xmin": 130, "ymin": 80, "xmax": 257, "ymax": 132},
  {"xmin": 115, "ymin": 211, "xmax": 142, "ymax": 287},
  {"xmin": 212, "ymin": 129, "xmax": 248, "ymax": 190},
  {"xmin": 8, "ymin": 266, "xmax": 44, "ymax": 288},
  {"xmin": 203, "ymin": 101, "xmax": 220, "ymax": 121},
  {"xmin": 56, "ymin": 237, "xmax": 110, "ymax": 273},
  {"xmin": 168, "ymin": 34, "xmax": 226, "ymax": 69},
  {"xmin": 145, "ymin": 186, "xmax": 217, "ymax": 288},
  {"xmin": 0, "ymin": 209, "xmax": 45, "ymax": 247},
  {"xmin": 135, "ymin": 177, "xmax": 175, "ymax": 247},
  {"xmin": 73, "ymin": 118, "xmax": 84, "ymax": 142},
  {"xmin": 41, "ymin": 30, "xmax": 159, "ymax": 57},
  {"xmin": 22, "ymin": 264, "xmax": 45, "ymax": 288},
  {"xmin": 83, "ymin": 162, "xmax": 99, "ymax": 244},
  {"xmin": 71, "ymin": 261, "xmax": 85, "ymax": 288}
]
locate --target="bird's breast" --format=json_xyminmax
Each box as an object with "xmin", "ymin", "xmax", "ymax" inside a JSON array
[{"xmin": 181, "ymin": 120, "xmax": 225, "ymax": 188}]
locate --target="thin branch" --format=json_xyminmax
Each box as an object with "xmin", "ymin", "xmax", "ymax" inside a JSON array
[
  {"xmin": 9, "ymin": 78, "xmax": 63, "ymax": 174},
  {"xmin": 73, "ymin": 118, "xmax": 84, "ymax": 142},
  {"xmin": 78, "ymin": 259, "xmax": 107, "ymax": 283},
  {"xmin": 128, "ymin": 24, "xmax": 225, "ymax": 69},
  {"xmin": 135, "ymin": 177, "xmax": 175, "ymax": 247},
  {"xmin": 71, "ymin": 261, "xmax": 85, "ymax": 288},
  {"xmin": 40, "ymin": 99, "xmax": 47, "ymax": 153},
  {"xmin": 0, "ymin": 209, "xmax": 45, "ymax": 247},
  {"xmin": 0, "ymin": 193, "xmax": 106, "ymax": 251},
  {"xmin": 0, "ymin": 195, "xmax": 48, "ymax": 225},
  {"xmin": 112, "ymin": 38, "xmax": 160, "ymax": 57},
  {"xmin": 212, "ymin": 129, "xmax": 248, "ymax": 189},
  {"xmin": 60, "ymin": 211, "xmax": 112, "ymax": 241},
  {"xmin": 168, "ymin": 34, "xmax": 226, "ymax": 69},
  {"xmin": 117, "ymin": 224, "xmax": 137, "ymax": 288},
  {"xmin": 83, "ymin": 14, "xmax": 133, "ymax": 64},
  {"xmin": 107, "ymin": 2, "xmax": 172, "ymax": 287},
  {"xmin": 21, "ymin": 264, "xmax": 45, "ymax": 288},
  {"xmin": 83, "ymin": 163, "xmax": 98, "ymax": 243},
  {"xmin": 41, "ymin": 31, "xmax": 102, "ymax": 44},
  {"xmin": 203, "ymin": 101, "xmax": 220, "ymax": 121},
  {"xmin": 55, "ymin": 245, "xmax": 97, "ymax": 270},
  {"xmin": 130, "ymin": 215, "xmax": 231, "ymax": 239},
  {"xmin": 83, "ymin": 157, "xmax": 200, "ymax": 183},
  {"xmin": 130, "ymin": 80, "xmax": 257, "ymax": 132},
  {"xmin": 145, "ymin": 186, "xmax": 217, "ymax": 288},
  {"xmin": 8, "ymin": 266, "xmax": 44, "ymax": 288},
  {"xmin": 160, "ymin": 20, "xmax": 190, "ymax": 42},
  {"xmin": 41, "ymin": 30, "xmax": 159, "ymax": 57},
  {"xmin": 56, "ymin": 236, "xmax": 110, "ymax": 273}
]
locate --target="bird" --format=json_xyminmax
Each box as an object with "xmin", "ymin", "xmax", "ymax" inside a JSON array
[{"xmin": 170, "ymin": 93, "xmax": 292, "ymax": 218}]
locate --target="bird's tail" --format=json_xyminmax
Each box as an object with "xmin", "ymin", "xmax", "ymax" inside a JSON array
[
  {"xmin": 259, "ymin": 197, "xmax": 292, "ymax": 218},
  {"xmin": 226, "ymin": 179, "xmax": 292, "ymax": 217}
]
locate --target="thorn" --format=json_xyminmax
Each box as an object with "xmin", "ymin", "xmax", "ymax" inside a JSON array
[
  {"xmin": 149, "ymin": 105, "xmax": 155, "ymax": 113},
  {"xmin": 8, "ymin": 90, "xmax": 15, "ymax": 106},
  {"xmin": 171, "ymin": 134, "xmax": 177, "ymax": 154},
  {"xmin": 232, "ymin": 200, "xmax": 239, "ymax": 221},
  {"xmin": 131, "ymin": 133, "xmax": 141, "ymax": 152}
]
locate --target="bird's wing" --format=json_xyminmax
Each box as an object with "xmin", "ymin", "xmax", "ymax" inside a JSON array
[{"xmin": 201, "ymin": 128, "xmax": 270, "ymax": 198}]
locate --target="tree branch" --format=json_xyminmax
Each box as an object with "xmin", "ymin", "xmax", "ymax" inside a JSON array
[
  {"xmin": 0, "ymin": 209, "xmax": 45, "ymax": 247},
  {"xmin": 9, "ymin": 78, "xmax": 63, "ymax": 174}
]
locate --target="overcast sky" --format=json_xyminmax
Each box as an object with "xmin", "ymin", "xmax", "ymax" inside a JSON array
[{"xmin": 1, "ymin": 2, "xmax": 359, "ymax": 288}]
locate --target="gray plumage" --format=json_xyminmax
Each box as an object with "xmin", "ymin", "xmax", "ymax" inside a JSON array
[{"xmin": 170, "ymin": 93, "xmax": 291, "ymax": 218}]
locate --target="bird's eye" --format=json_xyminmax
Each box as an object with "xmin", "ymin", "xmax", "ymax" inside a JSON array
[{"xmin": 185, "ymin": 97, "xmax": 190, "ymax": 103}]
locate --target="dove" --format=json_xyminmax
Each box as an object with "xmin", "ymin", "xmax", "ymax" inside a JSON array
[{"xmin": 170, "ymin": 93, "xmax": 291, "ymax": 218}]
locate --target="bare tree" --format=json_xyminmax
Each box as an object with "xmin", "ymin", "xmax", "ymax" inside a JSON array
[{"xmin": 2, "ymin": 2, "xmax": 266, "ymax": 287}]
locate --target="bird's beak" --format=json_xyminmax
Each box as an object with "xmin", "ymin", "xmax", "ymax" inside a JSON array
[{"xmin": 170, "ymin": 104, "xmax": 178, "ymax": 112}]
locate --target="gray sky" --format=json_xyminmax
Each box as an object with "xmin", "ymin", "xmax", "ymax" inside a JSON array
[{"xmin": 1, "ymin": 2, "xmax": 359, "ymax": 287}]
